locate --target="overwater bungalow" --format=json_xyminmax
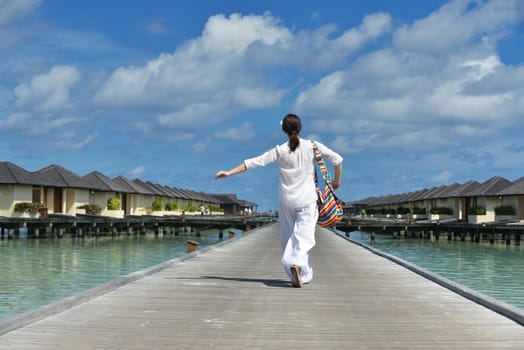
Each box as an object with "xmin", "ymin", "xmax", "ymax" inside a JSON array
[
  {"xmin": 352, "ymin": 176, "xmax": 524, "ymax": 224},
  {"xmin": 34, "ymin": 164, "xmax": 94, "ymax": 216},
  {"xmin": 0, "ymin": 161, "xmax": 255, "ymax": 219},
  {"xmin": 0, "ymin": 162, "xmax": 41, "ymax": 218},
  {"xmin": 460, "ymin": 176, "xmax": 513, "ymax": 224},
  {"xmin": 112, "ymin": 175, "xmax": 155, "ymax": 216},
  {"xmin": 80, "ymin": 171, "xmax": 131, "ymax": 218},
  {"xmin": 210, "ymin": 194, "xmax": 257, "ymax": 215},
  {"xmin": 491, "ymin": 176, "xmax": 524, "ymax": 222}
]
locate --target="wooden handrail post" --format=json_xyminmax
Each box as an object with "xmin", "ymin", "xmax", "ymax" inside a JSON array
[{"xmin": 186, "ymin": 240, "xmax": 199, "ymax": 253}]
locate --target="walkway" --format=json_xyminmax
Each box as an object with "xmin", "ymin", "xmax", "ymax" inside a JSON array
[{"xmin": 1, "ymin": 223, "xmax": 523, "ymax": 349}]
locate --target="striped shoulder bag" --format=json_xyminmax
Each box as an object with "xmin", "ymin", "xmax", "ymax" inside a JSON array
[{"xmin": 312, "ymin": 142, "xmax": 344, "ymax": 227}]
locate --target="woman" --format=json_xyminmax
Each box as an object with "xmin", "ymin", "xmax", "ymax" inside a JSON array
[{"xmin": 214, "ymin": 114, "xmax": 343, "ymax": 287}]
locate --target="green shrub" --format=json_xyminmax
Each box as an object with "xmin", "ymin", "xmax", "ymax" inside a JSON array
[
  {"xmin": 77, "ymin": 204, "xmax": 102, "ymax": 215},
  {"xmin": 152, "ymin": 200, "xmax": 163, "ymax": 211},
  {"xmin": 165, "ymin": 202, "xmax": 177, "ymax": 211},
  {"xmin": 208, "ymin": 205, "xmax": 224, "ymax": 213},
  {"xmin": 183, "ymin": 205, "xmax": 198, "ymax": 212},
  {"xmin": 14, "ymin": 202, "xmax": 44, "ymax": 214},
  {"xmin": 397, "ymin": 207, "xmax": 410, "ymax": 215},
  {"xmin": 468, "ymin": 206, "xmax": 486, "ymax": 215},
  {"xmin": 107, "ymin": 198, "xmax": 121, "ymax": 210},
  {"xmin": 412, "ymin": 207, "xmax": 426, "ymax": 215},
  {"xmin": 430, "ymin": 207, "xmax": 453, "ymax": 215},
  {"xmin": 495, "ymin": 205, "xmax": 515, "ymax": 215}
]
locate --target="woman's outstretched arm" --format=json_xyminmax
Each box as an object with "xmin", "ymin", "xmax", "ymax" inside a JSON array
[{"xmin": 214, "ymin": 162, "xmax": 247, "ymax": 179}]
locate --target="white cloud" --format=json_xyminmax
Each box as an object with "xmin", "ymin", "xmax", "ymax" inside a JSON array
[
  {"xmin": 0, "ymin": 0, "xmax": 41, "ymax": 25},
  {"xmin": 393, "ymin": 0, "xmax": 519, "ymax": 54},
  {"xmin": 0, "ymin": 112, "xmax": 78, "ymax": 135},
  {"xmin": 333, "ymin": 13, "xmax": 391, "ymax": 51},
  {"xmin": 272, "ymin": 13, "xmax": 391, "ymax": 70},
  {"xmin": 129, "ymin": 166, "xmax": 146, "ymax": 177},
  {"xmin": 293, "ymin": 1, "xmax": 524, "ymax": 153},
  {"xmin": 232, "ymin": 86, "xmax": 283, "ymax": 108},
  {"xmin": 193, "ymin": 138, "xmax": 211, "ymax": 153},
  {"xmin": 93, "ymin": 11, "xmax": 391, "ymax": 131},
  {"xmin": 94, "ymin": 13, "xmax": 292, "ymax": 113},
  {"xmin": 14, "ymin": 65, "xmax": 81, "ymax": 112},
  {"xmin": 146, "ymin": 20, "xmax": 169, "ymax": 34},
  {"xmin": 331, "ymin": 135, "xmax": 354, "ymax": 154},
  {"xmin": 215, "ymin": 122, "xmax": 255, "ymax": 141},
  {"xmin": 157, "ymin": 102, "xmax": 226, "ymax": 128},
  {"xmin": 53, "ymin": 130, "xmax": 98, "ymax": 149},
  {"xmin": 431, "ymin": 170, "xmax": 453, "ymax": 183}
]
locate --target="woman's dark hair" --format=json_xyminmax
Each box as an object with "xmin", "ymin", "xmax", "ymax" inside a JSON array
[{"xmin": 282, "ymin": 113, "xmax": 302, "ymax": 151}]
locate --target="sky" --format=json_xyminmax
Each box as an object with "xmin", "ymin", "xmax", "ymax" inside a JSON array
[{"xmin": 1, "ymin": 0, "xmax": 524, "ymax": 211}]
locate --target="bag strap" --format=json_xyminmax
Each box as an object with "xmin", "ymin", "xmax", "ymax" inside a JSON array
[
  {"xmin": 312, "ymin": 141, "xmax": 344, "ymax": 205},
  {"xmin": 312, "ymin": 142, "xmax": 332, "ymax": 185}
]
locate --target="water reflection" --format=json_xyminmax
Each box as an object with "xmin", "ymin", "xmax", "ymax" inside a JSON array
[
  {"xmin": 0, "ymin": 230, "xmax": 239, "ymax": 320},
  {"xmin": 344, "ymin": 230, "xmax": 524, "ymax": 311}
]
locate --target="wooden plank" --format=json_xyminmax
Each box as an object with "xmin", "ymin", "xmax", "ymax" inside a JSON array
[{"xmin": 1, "ymin": 223, "xmax": 523, "ymax": 349}]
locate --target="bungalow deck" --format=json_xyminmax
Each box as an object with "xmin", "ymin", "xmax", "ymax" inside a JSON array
[
  {"xmin": 0, "ymin": 214, "xmax": 276, "ymax": 239},
  {"xmin": 336, "ymin": 218, "xmax": 524, "ymax": 245}
]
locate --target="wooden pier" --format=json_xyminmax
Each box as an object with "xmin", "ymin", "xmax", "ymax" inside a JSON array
[
  {"xmin": 336, "ymin": 218, "xmax": 524, "ymax": 245},
  {"xmin": 1, "ymin": 223, "xmax": 523, "ymax": 349},
  {"xmin": 0, "ymin": 213, "xmax": 276, "ymax": 239}
]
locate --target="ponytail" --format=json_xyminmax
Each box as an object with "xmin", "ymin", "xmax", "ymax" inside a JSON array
[
  {"xmin": 282, "ymin": 114, "xmax": 302, "ymax": 152},
  {"xmin": 288, "ymin": 133, "xmax": 300, "ymax": 152}
]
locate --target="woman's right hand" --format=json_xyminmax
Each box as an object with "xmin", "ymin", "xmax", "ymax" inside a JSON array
[{"xmin": 214, "ymin": 170, "xmax": 229, "ymax": 179}]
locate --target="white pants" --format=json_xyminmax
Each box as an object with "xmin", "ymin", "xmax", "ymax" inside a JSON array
[{"xmin": 279, "ymin": 201, "xmax": 318, "ymax": 284}]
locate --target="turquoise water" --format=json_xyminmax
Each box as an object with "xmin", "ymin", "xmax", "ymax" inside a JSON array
[
  {"xmin": 344, "ymin": 230, "xmax": 524, "ymax": 311},
  {"xmin": 0, "ymin": 230, "xmax": 241, "ymax": 320}
]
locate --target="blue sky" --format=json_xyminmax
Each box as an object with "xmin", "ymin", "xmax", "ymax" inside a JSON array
[{"xmin": 1, "ymin": 0, "xmax": 524, "ymax": 211}]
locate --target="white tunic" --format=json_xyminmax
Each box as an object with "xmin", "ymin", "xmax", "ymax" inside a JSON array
[{"xmin": 244, "ymin": 138, "xmax": 343, "ymax": 209}]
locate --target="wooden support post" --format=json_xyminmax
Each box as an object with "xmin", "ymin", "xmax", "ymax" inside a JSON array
[
  {"xmin": 219, "ymin": 230, "xmax": 223, "ymax": 238},
  {"xmin": 186, "ymin": 240, "xmax": 199, "ymax": 253}
]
